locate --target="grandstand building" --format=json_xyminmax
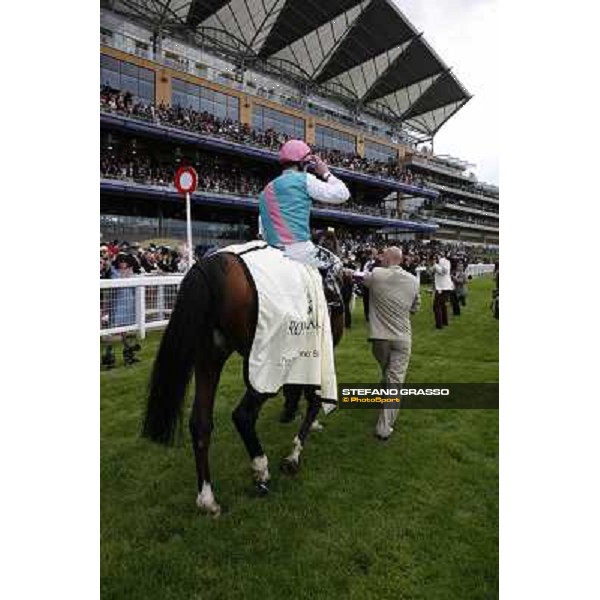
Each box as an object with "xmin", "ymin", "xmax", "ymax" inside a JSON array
[
  {"xmin": 402, "ymin": 152, "xmax": 499, "ymax": 247},
  {"xmin": 100, "ymin": 0, "xmax": 499, "ymax": 248}
]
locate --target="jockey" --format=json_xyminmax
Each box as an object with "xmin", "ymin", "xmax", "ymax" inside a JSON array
[
  {"xmin": 259, "ymin": 141, "xmax": 347, "ymax": 425},
  {"xmin": 258, "ymin": 139, "xmax": 350, "ymax": 268}
]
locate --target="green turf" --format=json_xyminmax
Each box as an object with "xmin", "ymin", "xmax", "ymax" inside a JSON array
[{"xmin": 101, "ymin": 276, "xmax": 498, "ymax": 600}]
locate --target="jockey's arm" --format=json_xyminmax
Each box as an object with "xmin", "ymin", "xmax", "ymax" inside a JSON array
[{"xmin": 306, "ymin": 172, "xmax": 350, "ymax": 205}]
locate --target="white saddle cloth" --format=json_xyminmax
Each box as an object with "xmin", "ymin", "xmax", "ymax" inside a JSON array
[{"xmin": 218, "ymin": 241, "xmax": 337, "ymax": 402}]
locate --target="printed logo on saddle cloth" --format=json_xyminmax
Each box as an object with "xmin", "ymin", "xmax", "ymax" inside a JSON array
[{"xmin": 287, "ymin": 292, "xmax": 322, "ymax": 338}]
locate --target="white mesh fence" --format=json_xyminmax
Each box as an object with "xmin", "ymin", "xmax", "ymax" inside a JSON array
[
  {"xmin": 464, "ymin": 264, "xmax": 496, "ymax": 278},
  {"xmin": 100, "ymin": 265, "xmax": 495, "ymax": 337},
  {"xmin": 100, "ymin": 275, "xmax": 184, "ymax": 338}
]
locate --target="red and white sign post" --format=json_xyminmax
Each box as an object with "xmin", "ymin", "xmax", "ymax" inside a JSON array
[{"xmin": 174, "ymin": 166, "xmax": 198, "ymax": 270}]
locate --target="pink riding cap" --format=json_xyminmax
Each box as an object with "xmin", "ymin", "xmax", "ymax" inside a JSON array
[{"xmin": 278, "ymin": 139, "xmax": 311, "ymax": 164}]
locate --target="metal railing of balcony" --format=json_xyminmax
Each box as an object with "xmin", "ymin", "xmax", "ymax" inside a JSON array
[
  {"xmin": 443, "ymin": 203, "xmax": 499, "ymax": 218},
  {"xmin": 428, "ymin": 181, "xmax": 499, "ymax": 204},
  {"xmin": 407, "ymin": 156, "xmax": 474, "ymax": 181},
  {"xmin": 431, "ymin": 216, "xmax": 499, "ymax": 232}
]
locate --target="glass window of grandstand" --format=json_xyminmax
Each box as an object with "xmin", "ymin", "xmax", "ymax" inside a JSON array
[
  {"xmin": 315, "ymin": 125, "xmax": 355, "ymax": 154},
  {"xmin": 252, "ymin": 105, "xmax": 305, "ymax": 139},
  {"xmin": 171, "ymin": 78, "xmax": 239, "ymax": 121},
  {"xmin": 365, "ymin": 140, "xmax": 397, "ymax": 163},
  {"xmin": 100, "ymin": 55, "xmax": 155, "ymax": 103}
]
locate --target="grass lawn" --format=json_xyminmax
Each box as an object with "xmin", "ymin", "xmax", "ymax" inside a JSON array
[{"xmin": 101, "ymin": 276, "xmax": 498, "ymax": 600}]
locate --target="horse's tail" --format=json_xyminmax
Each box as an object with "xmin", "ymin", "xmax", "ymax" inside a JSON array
[{"xmin": 142, "ymin": 261, "xmax": 212, "ymax": 445}]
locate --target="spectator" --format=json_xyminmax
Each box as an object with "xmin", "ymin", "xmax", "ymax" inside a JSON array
[
  {"xmin": 452, "ymin": 262, "xmax": 468, "ymax": 308},
  {"xmin": 430, "ymin": 253, "xmax": 454, "ymax": 329},
  {"xmin": 100, "ymin": 253, "xmax": 142, "ymax": 369},
  {"xmin": 359, "ymin": 247, "xmax": 420, "ymax": 441}
]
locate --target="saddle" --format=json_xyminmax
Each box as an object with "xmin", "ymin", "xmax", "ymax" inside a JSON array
[{"xmin": 213, "ymin": 241, "xmax": 344, "ymax": 316}]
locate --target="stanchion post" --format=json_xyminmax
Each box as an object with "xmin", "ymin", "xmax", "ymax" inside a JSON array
[
  {"xmin": 136, "ymin": 285, "xmax": 146, "ymax": 340},
  {"xmin": 186, "ymin": 191, "xmax": 193, "ymax": 270},
  {"xmin": 174, "ymin": 166, "xmax": 198, "ymax": 272}
]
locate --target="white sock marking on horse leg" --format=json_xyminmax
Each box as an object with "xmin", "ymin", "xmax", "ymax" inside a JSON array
[
  {"xmin": 251, "ymin": 454, "xmax": 270, "ymax": 483},
  {"xmin": 286, "ymin": 435, "xmax": 303, "ymax": 463},
  {"xmin": 196, "ymin": 481, "xmax": 221, "ymax": 516}
]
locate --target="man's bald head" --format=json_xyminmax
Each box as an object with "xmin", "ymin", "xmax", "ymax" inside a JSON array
[{"xmin": 383, "ymin": 246, "xmax": 402, "ymax": 266}]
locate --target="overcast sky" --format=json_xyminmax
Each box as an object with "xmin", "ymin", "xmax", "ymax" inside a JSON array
[{"xmin": 395, "ymin": 0, "xmax": 499, "ymax": 185}]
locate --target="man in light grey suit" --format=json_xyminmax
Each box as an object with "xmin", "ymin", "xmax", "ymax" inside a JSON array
[{"xmin": 362, "ymin": 246, "xmax": 421, "ymax": 440}]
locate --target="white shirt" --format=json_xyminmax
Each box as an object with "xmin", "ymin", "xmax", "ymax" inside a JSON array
[{"xmin": 433, "ymin": 257, "xmax": 454, "ymax": 291}]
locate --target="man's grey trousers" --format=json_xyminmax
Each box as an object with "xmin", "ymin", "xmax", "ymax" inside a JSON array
[{"xmin": 371, "ymin": 338, "xmax": 412, "ymax": 438}]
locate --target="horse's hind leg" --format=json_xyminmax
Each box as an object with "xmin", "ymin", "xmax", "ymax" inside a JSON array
[
  {"xmin": 281, "ymin": 388, "xmax": 322, "ymax": 475},
  {"xmin": 190, "ymin": 352, "xmax": 228, "ymax": 517},
  {"xmin": 232, "ymin": 389, "xmax": 271, "ymax": 494}
]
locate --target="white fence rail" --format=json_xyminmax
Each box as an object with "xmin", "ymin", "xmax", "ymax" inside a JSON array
[
  {"xmin": 465, "ymin": 263, "xmax": 496, "ymax": 278},
  {"xmin": 99, "ymin": 264, "xmax": 496, "ymax": 337},
  {"xmin": 100, "ymin": 275, "xmax": 184, "ymax": 339}
]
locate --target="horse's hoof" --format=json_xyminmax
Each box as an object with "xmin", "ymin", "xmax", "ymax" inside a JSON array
[
  {"xmin": 280, "ymin": 457, "xmax": 300, "ymax": 476},
  {"xmin": 255, "ymin": 481, "xmax": 270, "ymax": 496}
]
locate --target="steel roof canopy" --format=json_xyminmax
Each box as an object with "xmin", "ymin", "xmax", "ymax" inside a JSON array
[
  {"xmin": 105, "ymin": 0, "xmax": 471, "ymax": 137},
  {"xmin": 315, "ymin": 0, "xmax": 416, "ymax": 83},
  {"xmin": 258, "ymin": 0, "xmax": 364, "ymax": 57}
]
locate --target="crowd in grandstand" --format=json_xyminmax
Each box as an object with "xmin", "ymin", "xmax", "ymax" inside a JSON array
[
  {"xmin": 312, "ymin": 146, "xmax": 421, "ymax": 184},
  {"xmin": 100, "ymin": 232, "xmax": 495, "ymax": 282},
  {"xmin": 101, "ymin": 148, "xmax": 264, "ymax": 197},
  {"xmin": 100, "ymin": 145, "xmax": 426, "ymax": 220},
  {"xmin": 101, "ymin": 86, "xmax": 422, "ymax": 186}
]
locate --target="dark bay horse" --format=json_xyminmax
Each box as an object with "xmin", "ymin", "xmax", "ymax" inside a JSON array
[{"xmin": 142, "ymin": 250, "xmax": 345, "ymax": 517}]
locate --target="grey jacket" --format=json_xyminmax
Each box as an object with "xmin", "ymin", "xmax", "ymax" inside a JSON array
[{"xmin": 363, "ymin": 266, "xmax": 421, "ymax": 341}]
